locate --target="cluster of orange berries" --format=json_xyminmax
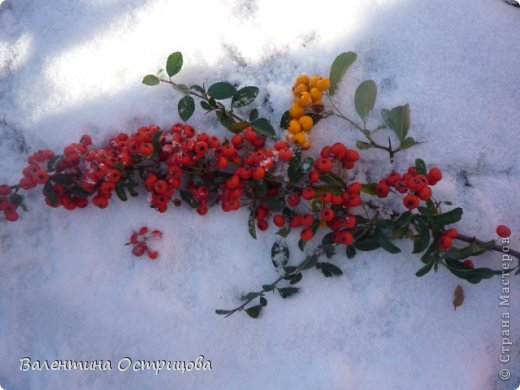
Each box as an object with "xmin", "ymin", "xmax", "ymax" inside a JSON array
[
  {"xmin": 285, "ymin": 74, "xmax": 331, "ymax": 149},
  {"xmin": 128, "ymin": 226, "xmax": 162, "ymax": 259},
  {"xmin": 375, "ymin": 166, "xmax": 443, "ymax": 210}
]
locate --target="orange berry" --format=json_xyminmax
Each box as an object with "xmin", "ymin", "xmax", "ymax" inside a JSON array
[
  {"xmin": 288, "ymin": 119, "xmax": 302, "ymax": 134},
  {"xmin": 438, "ymin": 235, "xmax": 453, "ymax": 250},
  {"xmin": 293, "ymin": 83, "xmax": 308, "ymax": 96},
  {"xmin": 295, "ymin": 74, "xmax": 310, "ymax": 85},
  {"xmin": 309, "ymin": 75, "xmax": 320, "ymax": 88},
  {"xmin": 293, "ymin": 132, "xmax": 308, "ymax": 146},
  {"xmin": 289, "ymin": 103, "xmax": 305, "ymax": 119},
  {"xmin": 299, "ymin": 115, "xmax": 313, "ymax": 132},
  {"xmin": 295, "ymin": 91, "xmax": 312, "ymax": 107},
  {"xmin": 316, "ymin": 77, "xmax": 331, "ymax": 91},
  {"xmin": 309, "ymin": 87, "xmax": 322, "ymax": 101}
]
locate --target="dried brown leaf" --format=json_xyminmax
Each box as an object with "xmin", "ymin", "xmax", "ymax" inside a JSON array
[{"xmin": 453, "ymin": 285, "xmax": 464, "ymax": 310}]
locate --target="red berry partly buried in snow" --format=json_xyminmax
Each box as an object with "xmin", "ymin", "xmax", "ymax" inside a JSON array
[
  {"xmin": 463, "ymin": 259, "xmax": 474, "ymax": 269},
  {"xmin": 496, "ymin": 225, "xmax": 511, "ymax": 238}
]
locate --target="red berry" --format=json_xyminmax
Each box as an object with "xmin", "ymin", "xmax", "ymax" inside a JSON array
[
  {"xmin": 252, "ymin": 167, "xmax": 265, "ymax": 180},
  {"xmin": 403, "ymin": 194, "xmax": 419, "ymax": 210},
  {"xmin": 33, "ymin": 170, "xmax": 49, "ymax": 185},
  {"xmin": 463, "ymin": 259, "xmax": 474, "ymax": 269},
  {"xmin": 287, "ymin": 193, "xmax": 300, "ymax": 207},
  {"xmin": 496, "ymin": 225, "xmax": 511, "ymax": 238},
  {"xmin": 132, "ymin": 243, "xmax": 147, "ymax": 257},
  {"xmin": 302, "ymin": 187, "xmax": 316, "ymax": 200},
  {"xmin": 4, "ymin": 210, "xmax": 19, "ymax": 221},
  {"xmin": 375, "ymin": 181, "xmax": 390, "ymax": 198},
  {"xmin": 273, "ymin": 214, "xmax": 285, "ymax": 227},
  {"xmin": 308, "ymin": 169, "xmax": 320, "ymax": 184},
  {"xmin": 321, "ymin": 208, "xmax": 334, "ymax": 222},
  {"xmin": 338, "ymin": 231, "xmax": 353, "ymax": 245},
  {"xmin": 300, "ymin": 228, "xmax": 314, "ymax": 241},
  {"xmin": 314, "ymin": 157, "xmax": 332, "ymax": 173},
  {"xmin": 445, "ymin": 228, "xmax": 458, "ymax": 238},
  {"xmin": 139, "ymin": 226, "xmax": 148, "ymax": 235},
  {"xmin": 106, "ymin": 170, "xmax": 121, "ymax": 183},
  {"xmin": 438, "ymin": 235, "xmax": 453, "ymax": 250},
  {"xmin": 147, "ymin": 250, "xmax": 159, "ymax": 260},
  {"xmin": 417, "ymin": 186, "xmax": 432, "ymax": 201},
  {"xmin": 0, "ymin": 184, "xmax": 11, "ymax": 196},
  {"xmin": 428, "ymin": 167, "xmax": 442, "ymax": 184},
  {"xmin": 257, "ymin": 219, "xmax": 268, "ymax": 231}
]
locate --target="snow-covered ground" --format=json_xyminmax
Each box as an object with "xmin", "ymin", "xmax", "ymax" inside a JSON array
[{"xmin": 1, "ymin": 0, "xmax": 519, "ymax": 388}]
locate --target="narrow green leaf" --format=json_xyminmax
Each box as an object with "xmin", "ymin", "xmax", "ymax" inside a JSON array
[
  {"xmin": 142, "ymin": 75, "xmax": 160, "ymax": 86},
  {"xmin": 248, "ymin": 208, "xmax": 257, "ymax": 239},
  {"xmin": 115, "ymin": 184, "xmax": 128, "ymax": 202},
  {"xmin": 215, "ymin": 309, "xmax": 232, "ymax": 315},
  {"xmin": 190, "ymin": 84, "xmax": 205, "ymax": 93},
  {"xmin": 207, "ymin": 82, "xmax": 237, "ymax": 99},
  {"xmin": 231, "ymin": 86, "xmax": 259, "ymax": 107},
  {"xmin": 353, "ymin": 235, "xmax": 381, "ymax": 251},
  {"xmin": 416, "ymin": 261, "xmax": 434, "ymax": 277},
  {"xmin": 300, "ymin": 254, "xmax": 318, "ymax": 270},
  {"xmin": 280, "ymin": 110, "xmax": 290, "ymax": 130},
  {"xmin": 432, "ymin": 207, "xmax": 463, "ymax": 226},
  {"xmin": 166, "ymin": 52, "xmax": 183, "ymax": 77},
  {"xmin": 260, "ymin": 297, "xmax": 268, "ymax": 307},
  {"xmin": 172, "ymin": 83, "xmax": 190, "ymax": 95},
  {"xmin": 276, "ymin": 226, "xmax": 291, "ymax": 238},
  {"xmin": 289, "ymin": 273, "xmax": 302, "ymax": 285},
  {"xmin": 412, "ymin": 215, "xmax": 430, "ymax": 253},
  {"xmin": 180, "ymin": 190, "xmax": 200, "ymax": 209},
  {"xmin": 215, "ymin": 110, "xmax": 237, "ymax": 131},
  {"xmin": 376, "ymin": 228, "xmax": 401, "ymax": 254},
  {"xmin": 361, "ymin": 183, "xmax": 377, "ymax": 195},
  {"xmin": 178, "ymin": 96, "xmax": 195, "ymax": 122},
  {"xmin": 381, "ymin": 104, "xmax": 410, "ymax": 143},
  {"xmin": 329, "ymin": 52, "xmax": 357, "ymax": 96},
  {"xmin": 354, "ymin": 80, "xmax": 377, "ymax": 122},
  {"xmin": 200, "ymin": 101, "xmax": 212, "ymax": 111}
]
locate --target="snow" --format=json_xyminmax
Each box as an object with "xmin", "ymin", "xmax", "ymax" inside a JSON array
[{"xmin": 1, "ymin": 0, "xmax": 519, "ymax": 389}]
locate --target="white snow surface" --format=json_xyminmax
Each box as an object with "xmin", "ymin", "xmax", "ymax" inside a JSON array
[{"xmin": 1, "ymin": 0, "xmax": 519, "ymax": 389}]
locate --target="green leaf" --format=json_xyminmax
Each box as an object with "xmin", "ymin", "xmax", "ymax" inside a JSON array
[
  {"xmin": 353, "ymin": 235, "xmax": 381, "ymax": 251},
  {"xmin": 361, "ymin": 183, "xmax": 377, "ymax": 195},
  {"xmin": 346, "ymin": 245, "xmax": 356, "ymax": 259},
  {"xmin": 432, "ymin": 207, "xmax": 463, "ymax": 226},
  {"xmin": 375, "ymin": 228, "xmax": 401, "ymax": 254},
  {"xmin": 280, "ymin": 110, "xmax": 290, "ymax": 130},
  {"xmin": 400, "ymin": 137, "xmax": 418, "ymax": 150},
  {"xmin": 172, "ymin": 83, "xmax": 190, "ymax": 95},
  {"xmin": 245, "ymin": 305, "xmax": 262, "ymax": 318},
  {"xmin": 416, "ymin": 261, "xmax": 434, "ymax": 277},
  {"xmin": 415, "ymin": 159, "xmax": 427, "ymax": 175},
  {"xmin": 278, "ymin": 287, "xmax": 300, "ymax": 298},
  {"xmin": 411, "ymin": 215, "xmax": 430, "ymax": 253},
  {"xmin": 318, "ymin": 244, "xmax": 336, "ymax": 258},
  {"xmin": 260, "ymin": 297, "xmax": 268, "ymax": 307},
  {"xmin": 276, "ymin": 226, "xmax": 291, "ymax": 238},
  {"xmin": 250, "ymin": 118, "xmax": 275, "ymax": 137},
  {"xmin": 300, "ymin": 254, "xmax": 318, "ymax": 270},
  {"xmin": 228, "ymin": 121, "xmax": 250, "ymax": 132},
  {"xmin": 445, "ymin": 247, "xmax": 474, "ymax": 261},
  {"xmin": 190, "ymin": 84, "xmax": 205, "ymax": 93},
  {"xmin": 207, "ymin": 82, "xmax": 237, "ymax": 100},
  {"xmin": 200, "ymin": 101, "xmax": 212, "ymax": 111},
  {"xmin": 444, "ymin": 259, "xmax": 501, "ymax": 284},
  {"xmin": 142, "ymin": 75, "xmax": 160, "ymax": 86},
  {"xmin": 43, "ymin": 182, "xmax": 59, "ymax": 206},
  {"xmin": 356, "ymin": 140, "xmax": 372, "ymax": 150},
  {"xmin": 115, "ymin": 185, "xmax": 128, "ymax": 202},
  {"xmin": 180, "ymin": 190, "xmax": 200, "ymax": 209},
  {"xmin": 166, "ymin": 52, "xmax": 183, "ymax": 77},
  {"xmin": 215, "ymin": 309, "xmax": 232, "ymax": 315},
  {"xmin": 354, "ymin": 80, "xmax": 377, "ymax": 122},
  {"xmin": 320, "ymin": 172, "xmax": 346, "ymax": 188},
  {"xmin": 249, "ymin": 108, "xmax": 259, "ymax": 121},
  {"xmin": 316, "ymin": 262, "xmax": 343, "ymax": 277},
  {"xmin": 248, "ymin": 208, "xmax": 257, "ymax": 239},
  {"xmin": 271, "ymin": 240, "xmax": 290, "ymax": 271},
  {"xmin": 329, "ymin": 52, "xmax": 357, "ymax": 96},
  {"xmin": 381, "ymin": 104, "xmax": 410, "ymax": 143},
  {"xmin": 231, "ymin": 86, "xmax": 259, "ymax": 107},
  {"xmin": 289, "ymin": 273, "xmax": 302, "ymax": 285},
  {"xmin": 298, "ymin": 239, "xmax": 306, "ymax": 252},
  {"xmin": 215, "ymin": 110, "xmax": 237, "ymax": 131},
  {"xmin": 178, "ymin": 96, "xmax": 195, "ymax": 122},
  {"xmin": 152, "ymin": 129, "xmax": 163, "ymax": 154}
]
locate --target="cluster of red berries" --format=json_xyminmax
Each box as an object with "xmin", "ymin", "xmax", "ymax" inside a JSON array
[
  {"xmin": 128, "ymin": 226, "xmax": 162, "ymax": 260},
  {"xmin": 0, "ymin": 184, "xmax": 19, "ymax": 221},
  {"xmin": 375, "ymin": 166, "xmax": 442, "ymax": 210},
  {"xmin": 251, "ymin": 142, "xmax": 361, "ymax": 245},
  {"xmin": 437, "ymin": 227, "xmax": 459, "ymax": 250}
]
